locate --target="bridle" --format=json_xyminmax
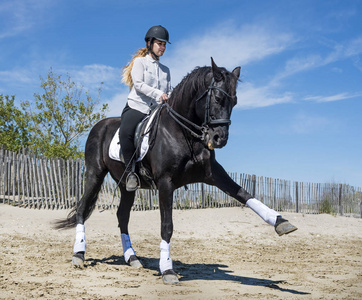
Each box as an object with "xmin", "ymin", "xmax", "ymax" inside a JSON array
[{"xmin": 165, "ymin": 78, "xmax": 235, "ymax": 141}]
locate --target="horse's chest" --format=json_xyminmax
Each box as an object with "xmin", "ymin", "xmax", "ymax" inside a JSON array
[{"xmin": 184, "ymin": 149, "xmax": 211, "ymax": 172}]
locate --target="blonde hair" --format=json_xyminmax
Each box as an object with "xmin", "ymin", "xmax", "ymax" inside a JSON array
[{"xmin": 122, "ymin": 47, "xmax": 148, "ymax": 89}]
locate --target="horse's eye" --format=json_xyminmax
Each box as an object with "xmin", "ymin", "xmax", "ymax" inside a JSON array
[{"xmin": 215, "ymin": 95, "xmax": 223, "ymax": 103}]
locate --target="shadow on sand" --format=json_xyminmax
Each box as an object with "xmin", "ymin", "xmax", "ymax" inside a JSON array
[{"xmin": 85, "ymin": 255, "xmax": 310, "ymax": 296}]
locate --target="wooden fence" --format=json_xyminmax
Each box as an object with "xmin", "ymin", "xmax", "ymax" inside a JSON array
[{"xmin": 1, "ymin": 149, "xmax": 361, "ymax": 217}]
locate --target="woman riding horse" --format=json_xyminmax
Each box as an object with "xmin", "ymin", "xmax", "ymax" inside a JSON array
[
  {"xmin": 56, "ymin": 41, "xmax": 298, "ymax": 284},
  {"xmin": 119, "ymin": 25, "xmax": 171, "ymax": 192}
]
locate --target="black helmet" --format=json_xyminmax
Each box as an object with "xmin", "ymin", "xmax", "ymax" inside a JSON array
[{"xmin": 145, "ymin": 25, "xmax": 170, "ymax": 44}]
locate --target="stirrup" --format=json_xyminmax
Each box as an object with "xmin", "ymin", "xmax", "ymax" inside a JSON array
[{"xmin": 126, "ymin": 172, "xmax": 140, "ymax": 192}]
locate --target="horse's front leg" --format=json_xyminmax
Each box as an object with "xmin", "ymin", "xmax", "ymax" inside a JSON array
[
  {"xmin": 158, "ymin": 179, "xmax": 179, "ymax": 284},
  {"xmin": 209, "ymin": 161, "xmax": 298, "ymax": 236}
]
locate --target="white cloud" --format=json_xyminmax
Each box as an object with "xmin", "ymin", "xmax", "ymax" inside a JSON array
[
  {"xmin": 249, "ymin": 35, "xmax": 362, "ymax": 108},
  {"xmin": 0, "ymin": 0, "xmax": 54, "ymax": 39},
  {"xmin": 0, "ymin": 63, "xmax": 123, "ymax": 103},
  {"xmin": 272, "ymin": 55, "xmax": 323, "ymax": 83},
  {"xmin": 237, "ymin": 82, "xmax": 293, "ymax": 109},
  {"xmin": 291, "ymin": 113, "xmax": 330, "ymax": 134},
  {"xmin": 105, "ymin": 92, "xmax": 129, "ymax": 117},
  {"xmin": 67, "ymin": 64, "xmax": 121, "ymax": 92},
  {"xmin": 274, "ymin": 36, "xmax": 362, "ymax": 83},
  {"xmin": 0, "ymin": 68, "xmax": 35, "ymax": 84},
  {"xmin": 344, "ymin": 36, "xmax": 362, "ymax": 57},
  {"xmin": 160, "ymin": 22, "xmax": 298, "ymax": 110},
  {"xmin": 164, "ymin": 23, "xmax": 295, "ymax": 85},
  {"xmin": 304, "ymin": 92, "xmax": 362, "ymax": 103}
]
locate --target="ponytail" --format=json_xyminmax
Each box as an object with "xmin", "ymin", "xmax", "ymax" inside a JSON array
[{"xmin": 122, "ymin": 48, "xmax": 148, "ymax": 88}]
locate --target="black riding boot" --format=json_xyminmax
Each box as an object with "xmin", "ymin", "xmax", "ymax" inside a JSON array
[
  {"xmin": 126, "ymin": 172, "xmax": 140, "ymax": 192},
  {"xmin": 119, "ymin": 105, "xmax": 145, "ymax": 192},
  {"xmin": 125, "ymin": 160, "xmax": 140, "ymax": 192}
]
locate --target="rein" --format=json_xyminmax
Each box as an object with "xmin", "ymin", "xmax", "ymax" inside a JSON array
[
  {"xmin": 165, "ymin": 103, "xmax": 206, "ymax": 139},
  {"xmin": 165, "ymin": 78, "xmax": 234, "ymax": 141}
]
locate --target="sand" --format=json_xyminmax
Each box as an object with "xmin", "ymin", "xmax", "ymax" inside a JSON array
[{"xmin": 1, "ymin": 203, "xmax": 361, "ymax": 299}]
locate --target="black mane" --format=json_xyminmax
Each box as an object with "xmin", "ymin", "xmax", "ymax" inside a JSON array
[
  {"xmin": 169, "ymin": 66, "xmax": 210, "ymax": 106},
  {"xmin": 169, "ymin": 65, "xmax": 238, "ymax": 106}
]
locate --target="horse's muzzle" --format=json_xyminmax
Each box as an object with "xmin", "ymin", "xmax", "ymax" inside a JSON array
[{"xmin": 207, "ymin": 127, "xmax": 229, "ymax": 150}]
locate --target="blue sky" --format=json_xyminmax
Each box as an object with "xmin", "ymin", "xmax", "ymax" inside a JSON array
[{"xmin": 1, "ymin": 0, "xmax": 361, "ymax": 187}]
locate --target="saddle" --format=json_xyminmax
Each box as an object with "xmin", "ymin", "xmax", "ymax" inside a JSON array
[{"xmin": 109, "ymin": 105, "xmax": 162, "ymax": 189}]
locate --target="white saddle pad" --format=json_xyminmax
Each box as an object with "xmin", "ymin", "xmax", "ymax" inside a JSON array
[{"xmin": 109, "ymin": 109, "xmax": 158, "ymax": 162}]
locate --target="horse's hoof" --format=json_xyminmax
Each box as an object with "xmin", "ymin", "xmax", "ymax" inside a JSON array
[
  {"xmin": 72, "ymin": 252, "xmax": 85, "ymax": 269},
  {"xmin": 275, "ymin": 217, "xmax": 298, "ymax": 236},
  {"xmin": 162, "ymin": 269, "xmax": 179, "ymax": 285},
  {"xmin": 127, "ymin": 255, "xmax": 143, "ymax": 268}
]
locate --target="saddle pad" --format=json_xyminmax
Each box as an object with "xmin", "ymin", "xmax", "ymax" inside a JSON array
[{"xmin": 108, "ymin": 108, "xmax": 158, "ymax": 162}]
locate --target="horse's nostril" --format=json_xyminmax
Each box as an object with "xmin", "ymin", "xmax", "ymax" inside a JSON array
[{"xmin": 213, "ymin": 134, "xmax": 220, "ymax": 143}]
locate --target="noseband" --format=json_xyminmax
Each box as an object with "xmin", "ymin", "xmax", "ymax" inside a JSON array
[{"xmin": 165, "ymin": 78, "xmax": 234, "ymax": 141}]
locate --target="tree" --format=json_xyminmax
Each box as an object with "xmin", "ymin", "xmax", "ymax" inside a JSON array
[
  {"xmin": 0, "ymin": 95, "xmax": 30, "ymax": 152},
  {"xmin": 21, "ymin": 69, "xmax": 108, "ymax": 159}
]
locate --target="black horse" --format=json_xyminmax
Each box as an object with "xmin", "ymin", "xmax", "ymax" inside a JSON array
[{"xmin": 56, "ymin": 58, "xmax": 297, "ymax": 284}]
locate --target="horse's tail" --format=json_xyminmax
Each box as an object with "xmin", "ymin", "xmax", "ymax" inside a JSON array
[
  {"xmin": 53, "ymin": 207, "xmax": 78, "ymax": 229},
  {"xmin": 54, "ymin": 118, "xmax": 116, "ymax": 230},
  {"xmin": 53, "ymin": 167, "xmax": 106, "ymax": 230},
  {"xmin": 53, "ymin": 192, "xmax": 99, "ymax": 230}
]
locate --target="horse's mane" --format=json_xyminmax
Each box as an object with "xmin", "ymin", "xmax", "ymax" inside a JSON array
[
  {"xmin": 169, "ymin": 65, "xmax": 237, "ymax": 106},
  {"xmin": 169, "ymin": 66, "xmax": 210, "ymax": 106}
]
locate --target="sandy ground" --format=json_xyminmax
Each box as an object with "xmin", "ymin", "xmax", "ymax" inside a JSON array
[{"xmin": 0, "ymin": 203, "xmax": 361, "ymax": 300}]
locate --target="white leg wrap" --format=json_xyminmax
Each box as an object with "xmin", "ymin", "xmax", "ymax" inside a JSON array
[
  {"xmin": 246, "ymin": 198, "xmax": 281, "ymax": 226},
  {"xmin": 73, "ymin": 224, "xmax": 86, "ymax": 254},
  {"xmin": 121, "ymin": 233, "xmax": 136, "ymax": 263},
  {"xmin": 159, "ymin": 240, "xmax": 173, "ymax": 274}
]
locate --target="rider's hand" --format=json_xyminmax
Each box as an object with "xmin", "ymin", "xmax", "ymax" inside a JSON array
[{"xmin": 160, "ymin": 93, "xmax": 169, "ymax": 103}]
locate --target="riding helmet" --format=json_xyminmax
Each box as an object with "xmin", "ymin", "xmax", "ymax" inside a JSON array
[{"xmin": 145, "ymin": 25, "xmax": 171, "ymax": 44}]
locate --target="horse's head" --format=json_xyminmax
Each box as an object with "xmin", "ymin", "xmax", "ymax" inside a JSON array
[{"xmin": 196, "ymin": 58, "xmax": 240, "ymax": 150}]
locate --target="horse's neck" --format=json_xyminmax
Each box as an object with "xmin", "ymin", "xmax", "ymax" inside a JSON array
[{"xmin": 170, "ymin": 94, "xmax": 198, "ymax": 122}]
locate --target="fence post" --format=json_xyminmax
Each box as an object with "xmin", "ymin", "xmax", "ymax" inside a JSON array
[
  {"xmin": 338, "ymin": 184, "xmax": 343, "ymax": 216},
  {"xmin": 148, "ymin": 190, "xmax": 153, "ymax": 210},
  {"xmin": 201, "ymin": 183, "xmax": 205, "ymax": 208},
  {"xmin": 295, "ymin": 181, "xmax": 299, "ymax": 213},
  {"xmin": 252, "ymin": 174, "xmax": 256, "ymax": 198}
]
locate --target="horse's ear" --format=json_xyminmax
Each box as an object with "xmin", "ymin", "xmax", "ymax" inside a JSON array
[
  {"xmin": 232, "ymin": 66, "xmax": 241, "ymax": 79},
  {"xmin": 211, "ymin": 57, "xmax": 223, "ymax": 82}
]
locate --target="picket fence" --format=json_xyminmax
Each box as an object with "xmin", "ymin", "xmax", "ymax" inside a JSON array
[{"xmin": 1, "ymin": 149, "xmax": 361, "ymax": 217}]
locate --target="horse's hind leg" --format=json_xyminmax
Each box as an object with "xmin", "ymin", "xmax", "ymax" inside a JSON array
[
  {"xmin": 72, "ymin": 169, "xmax": 107, "ymax": 268},
  {"xmin": 117, "ymin": 185, "xmax": 142, "ymax": 268}
]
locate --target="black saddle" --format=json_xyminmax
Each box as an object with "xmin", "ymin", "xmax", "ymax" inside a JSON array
[{"xmin": 134, "ymin": 115, "xmax": 150, "ymax": 148}]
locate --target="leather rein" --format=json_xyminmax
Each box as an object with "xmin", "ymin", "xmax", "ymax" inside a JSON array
[{"xmin": 164, "ymin": 78, "xmax": 234, "ymax": 141}]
